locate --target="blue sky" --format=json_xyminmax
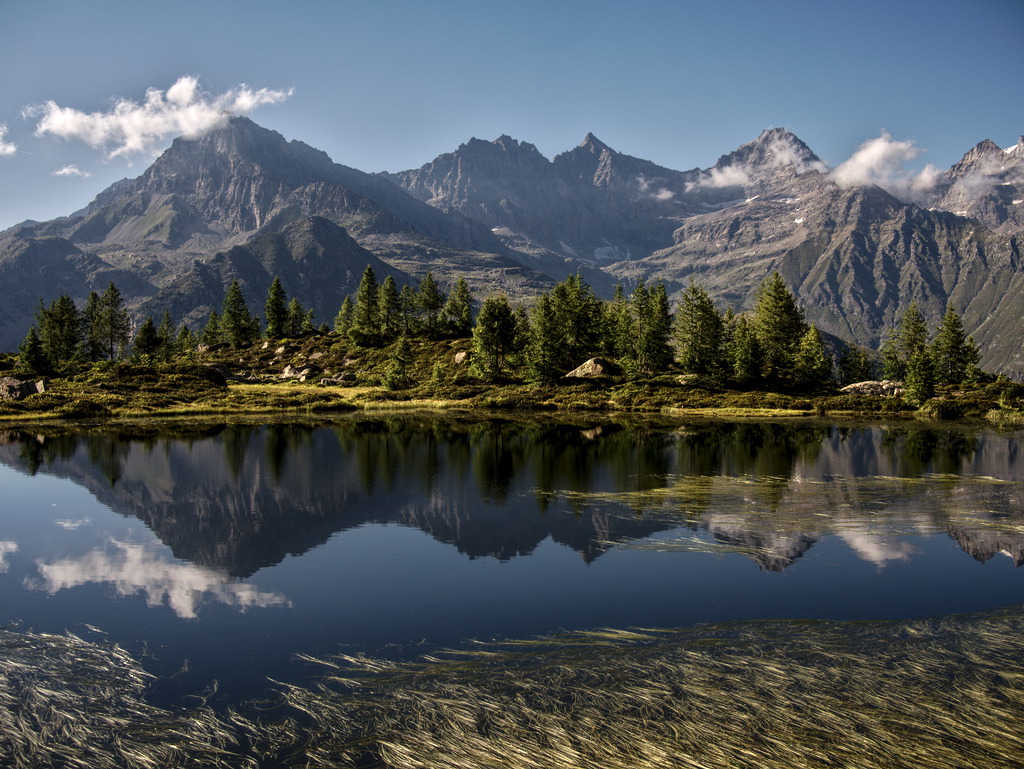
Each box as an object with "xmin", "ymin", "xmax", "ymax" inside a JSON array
[{"xmin": 1, "ymin": 0, "xmax": 1022, "ymax": 231}]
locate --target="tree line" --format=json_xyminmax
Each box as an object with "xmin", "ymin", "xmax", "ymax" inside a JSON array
[{"xmin": 17, "ymin": 268, "xmax": 985, "ymax": 402}]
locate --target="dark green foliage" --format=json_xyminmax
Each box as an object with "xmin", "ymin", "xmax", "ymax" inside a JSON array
[
  {"xmin": 631, "ymin": 281, "xmax": 673, "ymax": 374},
  {"xmin": 905, "ymin": 345, "xmax": 937, "ymax": 404},
  {"xmin": 132, "ymin": 317, "xmax": 161, "ymax": 360},
  {"xmin": 18, "ymin": 326, "xmax": 47, "ymax": 374},
  {"xmin": 378, "ymin": 276, "xmax": 401, "ymax": 341},
  {"xmin": 398, "ymin": 284, "xmax": 417, "ymax": 336},
  {"xmin": 527, "ymin": 292, "xmax": 562, "ymax": 382},
  {"xmin": 793, "ymin": 325, "xmax": 833, "ymax": 389},
  {"xmin": 286, "ymin": 297, "xmax": 314, "ymax": 337},
  {"xmin": 882, "ymin": 302, "xmax": 928, "ymax": 380},
  {"xmin": 603, "ymin": 284, "xmax": 633, "ymax": 360},
  {"xmin": 156, "ymin": 310, "xmax": 177, "ymax": 361},
  {"xmin": 35, "ymin": 294, "xmax": 83, "ymax": 373},
  {"xmin": 87, "ymin": 282, "xmax": 131, "ymax": 361},
  {"xmin": 471, "ymin": 295, "xmax": 518, "ymax": 380},
  {"xmin": 220, "ymin": 280, "xmax": 260, "ymax": 349},
  {"xmin": 201, "ymin": 310, "xmax": 222, "ymax": 346},
  {"xmin": 333, "ymin": 296, "xmax": 354, "ymax": 335},
  {"xmin": 549, "ymin": 274, "xmax": 603, "ymax": 370},
  {"xmin": 442, "ymin": 278, "xmax": 474, "ymax": 337},
  {"xmin": 264, "ymin": 276, "xmax": 288, "ymax": 339},
  {"xmin": 675, "ymin": 281, "xmax": 724, "ymax": 377},
  {"xmin": 350, "ymin": 266, "xmax": 380, "ymax": 346},
  {"xmin": 838, "ymin": 345, "xmax": 875, "ymax": 385},
  {"xmin": 931, "ymin": 305, "xmax": 980, "ymax": 386},
  {"xmin": 176, "ymin": 324, "xmax": 197, "ymax": 355},
  {"xmin": 726, "ymin": 313, "xmax": 762, "ymax": 386},
  {"xmin": 417, "ymin": 272, "xmax": 446, "ymax": 338},
  {"xmin": 80, "ymin": 292, "xmax": 104, "ymax": 362},
  {"xmin": 382, "ymin": 335, "xmax": 415, "ymax": 390},
  {"xmin": 751, "ymin": 272, "xmax": 806, "ymax": 381}
]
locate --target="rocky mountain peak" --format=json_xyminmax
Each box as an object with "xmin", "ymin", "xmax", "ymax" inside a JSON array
[
  {"xmin": 947, "ymin": 138, "xmax": 1012, "ymax": 179},
  {"xmin": 578, "ymin": 132, "xmax": 611, "ymax": 154},
  {"xmin": 715, "ymin": 128, "xmax": 824, "ymax": 175}
]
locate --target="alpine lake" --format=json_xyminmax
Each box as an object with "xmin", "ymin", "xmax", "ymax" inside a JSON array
[{"xmin": 2, "ymin": 414, "xmax": 1024, "ymax": 768}]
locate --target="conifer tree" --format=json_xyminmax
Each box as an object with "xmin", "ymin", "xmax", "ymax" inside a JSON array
[
  {"xmin": 333, "ymin": 296, "xmax": 354, "ymax": 334},
  {"xmin": 286, "ymin": 297, "xmax": 314, "ymax": 337},
  {"xmin": 176, "ymin": 324, "xmax": 197, "ymax": 356},
  {"xmin": 350, "ymin": 266, "xmax": 380, "ymax": 346},
  {"xmin": 378, "ymin": 275, "xmax": 402, "ymax": 341},
  {"xmin": 88, "ymin": 282, "xmax": 131, "ymax": 361},
  {"xmin": 603, "ymin": 284, "xmax": 634, "ymax": 360},
  {"xmin": 417, "ymin": 272, "xmax": 446, "ymax": 338},
  {"xmin": 675, "ymin": 281, "xmax": 724, "ymax": 377},
  {"xmin": 727, "ymin": 313, "xmax": 762, "ymax": 386},
  {"xmin": 471, "ymin": 295, "xmax": 517, "ymax": 380},
  {"xmin": 751, "ymin": 272, "xmax": 805, "ymax": 381},
  {"xmin": 264, "ymin": 277, "xmax": 288, "ymax": 339},
  {"xmin": 156, "ymin": 309, "xmax": 177, "ymax": 360},
  {"xmin": 132, "ymin": 317, "xmax": 161, "ymax": 359},
  {"xmin": 381, "ymin": 335, "xmax": 415, "ymax": 390},
  {"xmin": 930, "ymin": 305, "xmax": 979, "ymax": 385},
  {"xmin": 220, "ymin": 280, "xmax": 260, "ymax": 348},
  {"xmin": 36, "ymin": 294, "xmax": 83, "ymax": 372},
  {"xmin": 527, "ymin": 292, "xmax": 562, "ymax": 382},
  {"xmin": 632, "ymin": 281, "xmax": 673, "ymax": 374},
  {"xmin": 838, "ymin": 345, "xmax": 875, "ymax": 385},
  {"xmin": 905, "ymin": 345, "xmax": 937, "ymax": 404},
  {"xmin": 793, "ymin": 325, "xmax": 833, "ymax": 389},
  {"xmin": 442, "ymin": 278, "xmax": 474, "ymax": 337},
  {"xmin": 201, "ymin": 309, "xmax": 223, "ymax": 346},
  {"xmin": 18, "ymin": 327, "xmax": 47, "ymax": 375},
  {"xmin": 549, "ymin": 273, "xmax": 603, "ymax": 370},
  {"xmin": 882, "ymin": 302, "xmax": 928, "ymax": 380},
  {"xmin": 399, "ymin": 284, "xmax": 418, "ymax": 335}
]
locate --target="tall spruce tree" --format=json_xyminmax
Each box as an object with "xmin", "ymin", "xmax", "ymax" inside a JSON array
[
  {"xmin": 632, "ymin": 281, "xmax": 673, "ymax": 374},
  {"xmin": 264, "ymin": 277, "xmax": 288, "ymax": 339},
  {"xmin": 417, "ymin": 272, "xmax": 446, "ymax": 338},
  {"xmin": 36, "ymin": 294, "xmax": 83, "ymax": 372},
  {"xmin": 201, "ymin": 309, "xmax": 222, "ymax": 346},
  {"xmin": 603, "ymin": 284, "xmax": 634, "ymax": 360},
  {"xmin": 378, "ymin": 275, "xmax": 402, "ymax": 341},
  {"xmin": 930, "ymin": 305, "xmax": 979, "ymax": 385},
  {"xmin": 333, "ymin": 296, "xmax": 354, "ymax": 334},
  {"xmin": 220, "ymin": 280, "xmax": 260, "ymax": 348},
  {"xmin": 132, "ymin": 317, "xmax": 161, "ymax": 359},
  {"xmin": 838, "ymin": 345, "xmax": 875, "ymax": 385},
  {"xmin": 549, "ymin": 274, "xmax": 603, "ymax": 370},
  {"xmin": 527, "ymin": 292, "xmax": 562, "ymax": 382},
  {"xmin": 471, "ymin": 295, "xmax": 518, "ymax": 381},
  {"xmin": 727, "ymin": 313, "xmax": 762, "ymax": 386},
  {"xmin": 350, "ymin": 265, "xmax": 380, "ymax": 346},
  {"xmin": 751, "ymin": 272, "xmax": 805, "ymax": 381},
  {"xmin": 905, "ymin": 345, "xmax": 937, "ymax": 404},
  {"xmin": 675, "ymin": 281, "xmax": 724, "ymax": 377},
  {"xmin": 442, "ymin": 278, "xmax": 474, "ymax": 337},
  {"xmin": 88, "ymin": 282, "xmax": 131, "ymax": 361},
  {"xmin": 793, "ymin": 325, "xmax": 833, "ymax": 389},
  {"xmin": 882, "ymin": 302, "xmax": 928, "ymax": 380},
  {"xmin": 156, "ymin": 309, "xmax": 176, "ymax": 360},
  {"xmin": 286, "ymin": 297, "xmax": 314, "ymax": 337},
  {"xmin": 18, "ymin": 327, "xmax": 47, "ymax": 375}
]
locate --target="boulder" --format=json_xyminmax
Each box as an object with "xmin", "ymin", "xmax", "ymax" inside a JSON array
[
  {"xmin": 839, "ymin": 380, "xmax": 905, "ymax": 397},
  {"xmin": 0, "ymin": 376, "xmax": 44, "ymax": 401},
  {"xmin": 453, "ymin": 351, "xmax": 470, "ymax": 365},
  {"xmin": 565, "ymin": 357, "xmax": 620, "ymax": 378}
]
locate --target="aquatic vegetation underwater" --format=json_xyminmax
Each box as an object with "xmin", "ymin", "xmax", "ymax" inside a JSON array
[{"xmin": 4, "ymin": 605, "xmax": 1024, "ymax": 768}]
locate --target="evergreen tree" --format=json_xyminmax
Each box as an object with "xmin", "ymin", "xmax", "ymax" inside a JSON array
[
  {"xmin": 81, "ymin": 291, "xmax": 104, "ymax": 362},
  {"xmin": 381, "ymin": 335, "xmax": 415, "ymax": 390},
  {"xmin": 220, "ymin": 280, "xmax": 260, "ymax": 348},
  {"xmin": 286, "ymin": 297, "xmax": 314, "ymax": 337},
  {"xmin": 471, "ymin": 295, "xmax": 518, "ymax": 380},
  {"xmin": 417, "ymin": 272, "xmax": 446, "ymax": 338},
  {"xmin": 156, "ymin": 309, "xmax": 177, "ymax": 360},
  {"xmin": 675, "ymin": 281, "xmax": 724, "ymax": 377},
  {"xmin": 398, "ymin": 284, "xmax": 418, "ymax": 335},
  {"xmin": 751, "ymin": 272, "xmax": 805, "ymax": 381},
  {"xmin": 264, "ymin": 277, "xmax": 288, "ymax": 339},
  {"xmin": 201, "ymin": 309, "xmax": 223, "ymax": 346},
  {"xmin": 793, "ymin": 325, "xmax": 833, "ymax": 389},
  {"xmin": 18, "ymin": 327, "xmax": 47, "ymax": 375},
  {"xmin": 905, "ymin": 345, "xmax": 936, "ymax": 404},
  {"xmin": 442, "ymin": 278, "xmax": 474, "ymax": 337},
  {"xmin": 350, "ymin": 266, "xmax": 380, "ymax": 345},
  {"xmin": 930, "ymin": 305, "xmax": 979, "ymax": 385},
  {"xmin": 527, "ymin": 292, "xmax": 562, "ymax": 382},
  {"xmin": 603, "ymin": 284, "xmax": 634, "ymax": 360},
  {"xmin": 882, "ymin": 302, "xmax": 928, "ymax": 380},
  {"xmin": 88, "ymin": 282, "xmax": 131, "ymax": 361},
  {"xmin": 632, "ymin": 281, "xmax": 673, "ymax": 374},
  {"xmin": 333, "ymin": 296, "xmax": 354, "ymax": 334},
  {"xmin": 176, "ymin": 324, "xmax": 197, "ymax": 356},
  {"xmin": 132, "ymin": 317, "xmax": 161, "ymax": 359},
  {"xmin": 838, "ymin": 345, "xmax": 875, "ymax": 385},
  {"xmin": 727, "ymin": 313, "xmax": 762, "ymax": 386},
  {"xmin": 378, "ymin": 275, "xmax": 402, "ymax": 341},
  {"xmin": 549, "ymin": 273, "xmax": 603, "ymax": 370},
  {"xmin": 36, "ymin": 294, "xmax": 83, "ymax": 372}
]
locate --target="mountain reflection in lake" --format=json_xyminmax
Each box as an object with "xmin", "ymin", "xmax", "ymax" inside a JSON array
[{"xmin": 0, "ymin": 417, "xmax": 1022, "ymax": 704}]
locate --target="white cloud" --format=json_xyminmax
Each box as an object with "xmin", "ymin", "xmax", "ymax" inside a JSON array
[
  {"xmin": 831, "ymin": 131, "xmax": 941, "ymax": 205},
  {"xmin": 26, "ymin": 76, "xmax": 293, "ymax": 159},
  {"xmin": 31, "ymin": 539, "xmax": 291, "ymax": 619},
  {"xmin": 0, "ymin": 541, "xmax": 17, "ymax": 573},
  {"xmin": 763, "ymin": 134, "xmax": 828, "ymax": 175},
  {"xmin": 52, "ymin": 165, "xmax": 91, "ymax": 178},
  {"xmin": 0, "ymin": 124, "xmax": 16, "ymax": 156},
  {"xmin": 687, "ymin": 164, "xmax": 753, "ymax": 191}
]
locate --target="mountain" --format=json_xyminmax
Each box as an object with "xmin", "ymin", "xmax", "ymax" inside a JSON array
[{"xmin": 2, "ymin": 119, "xmax": 1024, "ymax": 375}]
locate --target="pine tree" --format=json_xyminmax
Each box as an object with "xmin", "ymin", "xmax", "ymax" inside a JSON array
[
  {"xmin": 751, "ymin": 272, "xmax": 805, "ymax": 381},
  {"xmin": 18, "ymin": 326, "xmax": 47, "ymax": 375},
  {"xmin": 905, "ymin": 345, "xmax": 936, "ymax": 404},
  {"xmin": 221, "ymin": 280, "xmax": 260, "ymax": 348},
  {"xmin": 632, "ymin": 281, "xmax": 673, "ymax": 374},
  {"xmin": 378, "ymin": 275, "xmax": 401, "ymax": 341},
  {"xmin": 350, "ymin": 266, "xmax": 380, "ymax": 346},
  {"xmin": 882, "ymin": 302, "xmax": 928, "ymax": 380},
  {"xmin": 930, "ymin": 305, "xmax": 979, "ymax": 385},
  {"xmin": 201, "ymin": 309, "xmax": 223, "ymax": 346},
  {"xmin": 527, "ymin": 292, "xmax": 562, "ymax": 382},
  {"xmin": 333, "ymin": 296, "xmax": 354, "ymax": 334},
  {"xmin": 550, "ymin": 274, "xmax": 603, "ymax": 370},
  {"xmin": 442, "ymin": 278, "xmax": 474, "ymax": 337},
  {"xmin": 286, "ymin": 297, "xmax": 314, "ymax": 337},
  {"xmin": 417, "ymin": 272, "xmax": 446, "ymax": 338},
  {"xmin": 176, "ymin": 324, "xmax": 197, "ymax": 356},
  {"xmin": 471, "ymin": 295, "xmax": 517, "ymax": 380},
  {"xmin": 132, "ymin": 317, "xmax": 161, "ymax": 359},
  {"xmin": 675, "ymin": 281, "xmax": 724, "ymax": 377},
  {"xmin": 81, "ymin": 291, "xmax": 103, "ymax": 362},
  {"xmin": 381, "ymin": 335, "xmax": 415, "ymax": 390},
  {"xmin": 727, "ymin": 313, "xmax": 762, "ymax": 386},
  {"xmin": 793, "ymin": 325, "xmax": 833, "ymax": 389},
  {"xmin": 36, "ymin": 294, "xmax": 83, "ymax": 372},
  {"xmin": 603, "ymin": 284, "xmax": 634, "ymax": 360},
  {"xmin": 838, "ymin": 345, "xmax": 875, "ymax": 385},
  {"xmin": 264, "ymin": 277, "xmax": 288, "ymax": 339},
  {"xmin": 398, "ymin": 284, "xmax": 418, "ymax": 335},
  {"xmin": 88, "ymin": 282, "xmax": 131, "ymax": 361},
  {"xmin": 156, "ymin": 309, "xmax": 177, "ymax": 360}
]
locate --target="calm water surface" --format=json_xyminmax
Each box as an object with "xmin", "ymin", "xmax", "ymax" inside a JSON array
[{"xmin": 1, "ymin": 417, "xmax": 1022, "ymax": 705}]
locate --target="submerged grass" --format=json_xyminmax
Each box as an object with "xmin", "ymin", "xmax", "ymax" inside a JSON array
[{"xmin": 6, "ymin": 606, "xmax": 1024, "ymax": 767}]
